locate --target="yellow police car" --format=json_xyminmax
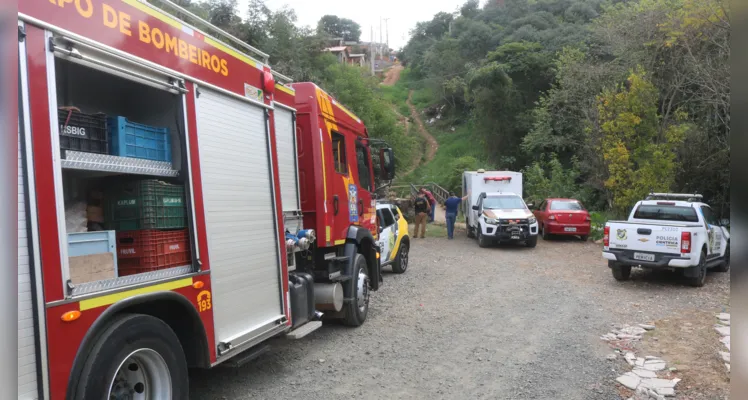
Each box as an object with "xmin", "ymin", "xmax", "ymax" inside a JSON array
[{"xmin": 376, "ymin": 203, "xmax": 410, "ymax": 274}]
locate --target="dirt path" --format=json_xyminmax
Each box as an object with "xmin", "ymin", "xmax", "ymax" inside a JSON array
[
  {"xmin": 397, "ymin": 89, "xmax": 440, "ymax": 182},
  {"xmin": 381, "ymin": 64, "xmax": 403, "ymax": 86},
  {"xmin": 407, "ymin": 90, "xmax": 439, "ymax": 163}
]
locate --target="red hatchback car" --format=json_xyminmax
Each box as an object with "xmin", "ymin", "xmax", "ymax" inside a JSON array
[{"xmin": 533, "ymin": 198, "xmax": 591, "ymax": 241}]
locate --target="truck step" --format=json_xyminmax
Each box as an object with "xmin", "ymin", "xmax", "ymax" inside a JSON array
[
  {"xmin": 286, "ymin": 320, "xmax": 323, "ymax": 340},
  {"xmin": 222, "ymin": 344, "xmax": 270, "ymax": 368}
]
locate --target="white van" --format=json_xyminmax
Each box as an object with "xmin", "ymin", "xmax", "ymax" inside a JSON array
[{"xmin": 462, "ymin": 171, "xmax": 539, "ymax": 248}]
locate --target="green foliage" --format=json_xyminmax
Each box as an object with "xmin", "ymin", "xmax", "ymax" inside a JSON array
[
  {"xmin": 396, "ymin": 0, "xmax": 729, "ymax": 217},
  {"xmin": 317, "ymin": 15, "xmax": 362, "ymax": 42},
  {"xmin": 445, "ymin": 156, "xmax": 480, "ymax": 193},
  {"xmin": 316, "ymin": 64, "xmax": 418, "ymax": 171},
  {"xmin": 398, "ymin": 122, "xmax": 494, "ymax": 189},
  {"xmin": 597, "ymin": 69, "xmax": 688, "ymax": 215},
  {"xmin": 589, "ymin": 211, "xmax": 613, "ymax": 240},
  {"xmin": 522, "ymin": 154, "xmax": 584, "ymax": 205}
]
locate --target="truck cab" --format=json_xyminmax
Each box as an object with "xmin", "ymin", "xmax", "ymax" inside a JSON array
[{"xmin": 286, "ymin": 82, "xmax": 395, "ymax": 326}]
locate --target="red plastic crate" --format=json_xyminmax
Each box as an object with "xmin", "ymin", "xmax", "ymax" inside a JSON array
[{"xmin": 116, "ymin": 229, "xmax": 191, "ymax": 276}]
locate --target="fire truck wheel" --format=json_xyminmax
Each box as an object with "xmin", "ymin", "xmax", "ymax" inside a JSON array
[
  {"xmin": 343, "ymin": 254, "xmax": 370, "ymax": 327},
  {"xmin": 74, "ymin": 313, "xmax": 189, "ymax": 400}
]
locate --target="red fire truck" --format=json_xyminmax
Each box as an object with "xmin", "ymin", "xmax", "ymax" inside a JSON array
[{"xmin": 17, "ymin": 0, "xmax": 395, "ymax": 398}]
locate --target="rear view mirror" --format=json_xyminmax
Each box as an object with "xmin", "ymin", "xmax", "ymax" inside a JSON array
[
  {"xmin": 472, "ymin": 205, "xmax": 479, "ymax": 211},
  {"xmin": 379, "ymin": 148, "xmax": 395, "ymax": 181},
  {"xmin": 526, "ymin": 203, "xmax": 535, "ymax": 210}
]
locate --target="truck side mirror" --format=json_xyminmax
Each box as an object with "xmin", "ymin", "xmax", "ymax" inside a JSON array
[
  {"xmin": 526, "ymin": 203, "xmax": 535, "ymax": 210},
  {"xmin": 472, "ymin": 205, "xmax": 479, "ymax": 211},
  {"xmin": 379, "ymin": 147, "xmax": 395, "ymax": 180}
]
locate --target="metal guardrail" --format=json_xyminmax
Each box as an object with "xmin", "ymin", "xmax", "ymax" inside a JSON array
[
  {"xmin": 409, "ymin": 182, "xmax": 450, "ymax": 204},
  {"xmin": 427, "ymin": 182, "xmax": 449, "ymax": 204}
]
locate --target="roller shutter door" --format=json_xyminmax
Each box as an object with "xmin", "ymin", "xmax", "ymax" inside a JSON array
[
  {"xmin": 195, "ymin": 88, "xmax": 283, "ymax": 346},
  {"xmin": 18, "ymin": 122, "xmax": 39, "ymax": 399},
  {"xmin": 273, "ymin": 108, "xmax": 299, "ymax": 212}
]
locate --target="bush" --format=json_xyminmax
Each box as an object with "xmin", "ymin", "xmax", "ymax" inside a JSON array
[
  {"xmin": 522, "ymin": 153, "xmax": 584, "ymax": 204},
  {"xmin": 589, "ymin": 211, "xmax": 614, "ymax": 241}
]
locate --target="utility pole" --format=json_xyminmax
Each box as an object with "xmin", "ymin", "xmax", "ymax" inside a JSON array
[
  {"xmin": 379, "ymin": 17, "xmax": 383, "ymax": 61},
  {"xmin": 370, "ymin": 26, "xmax": 375, "ymax": 76},
  {"xmin": 384, "ymin": 17, "xmax": 390, "ymax": 53}
]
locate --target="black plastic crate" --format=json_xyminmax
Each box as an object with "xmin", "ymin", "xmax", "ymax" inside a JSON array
[{"xmin": 58, "ymin": 108, "xmax": 108, "ymax": 158}]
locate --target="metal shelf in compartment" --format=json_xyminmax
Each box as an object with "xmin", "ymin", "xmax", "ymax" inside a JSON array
[{"xmin": 61, "ymin": 150, "xmax": 178, "ymax": 177}]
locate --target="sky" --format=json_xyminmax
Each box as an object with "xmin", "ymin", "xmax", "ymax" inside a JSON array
[{"xmin": 236, "ymin": 0, "xmax": 468, "ymax": 50}]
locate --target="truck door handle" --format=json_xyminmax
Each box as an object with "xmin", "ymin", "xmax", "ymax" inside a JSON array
[
  {"xmin": 333, "ymin": 196, "xmax": 339, "ymax": 216},
  {"xmin": 358, "ymin": 200, "xmax": 364, "ymax": 216},
  {"xmin": 637, "ymin": 228, "xmax": 652, "ymax": 235}
]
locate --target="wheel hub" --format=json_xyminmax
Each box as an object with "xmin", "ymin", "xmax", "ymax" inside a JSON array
[
  {"xmin": 356, "ymin": 268, "xmax": 370, "ymax": 313},
  {"xmin": 108, "ymin": 349, "xmax": 172, "ymax": 400}
]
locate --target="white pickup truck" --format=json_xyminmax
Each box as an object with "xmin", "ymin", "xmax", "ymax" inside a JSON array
[{"xmin": 602, "ymin": 193, "xmax": 730, "ymax": 287}]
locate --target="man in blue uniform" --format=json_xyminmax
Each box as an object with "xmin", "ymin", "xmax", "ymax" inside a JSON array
[{"xmin": 444, "ymin": 191, "xmax": 469, "ymax": 240}]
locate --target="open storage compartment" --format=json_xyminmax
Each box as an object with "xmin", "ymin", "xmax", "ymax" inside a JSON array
[{"xmin": 54, "ymin": 56, "xmax": 196, "ymax": 288}]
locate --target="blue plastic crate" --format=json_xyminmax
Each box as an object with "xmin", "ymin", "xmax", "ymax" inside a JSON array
[{"xmin": 108, "ymin": 116, "xmax": 172, "ymax": 162}]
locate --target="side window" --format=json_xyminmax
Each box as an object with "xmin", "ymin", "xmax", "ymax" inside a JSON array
[
  {"xmin": 382, "ymin": 209, "xmax": 396, "ymax": 227},
  {"xmin": 331, "ymin": 132, "xmax": 347, "ymax": 175},
  {"xmin": 701, "ymin": 206, "xmax": 717, "ymax": 225},
  {"xmin": 355, "ymin": 142, "xmax": 372, "ymax": 191},
  {"xmin": 393, "ymin": 206, "xmax": 402, "ymax": 220},
  {"xmin": 376, "ymin": 210, "xmax": 385, "ymax": 229}
]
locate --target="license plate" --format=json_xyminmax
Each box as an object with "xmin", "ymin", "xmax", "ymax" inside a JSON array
[
  {"xmin": 564, "ymin": 227, "xmax": 577, "ymax": 232},
  {"xmin": 634, "ymin": 252, "xmax": 655, "ymax": 262},
  {"xmin": 511, "ymin": 234, "xmax": 520, "ymax": 240}
]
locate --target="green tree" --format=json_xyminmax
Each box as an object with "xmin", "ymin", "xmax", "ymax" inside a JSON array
[
  {"xmin": 317, "ymin": 15, "xmax": 362, "ymax": 42},
  {"xmin": 597, "ymin": 70, "xmax": 688, "ymax": 214},
  {"xmin": 523, "ymin": 154, "xmax": 584, "ymax": 205},
  {"xmin": 445, "ymin": 156, "xmax": 480, "ymax": 193}
]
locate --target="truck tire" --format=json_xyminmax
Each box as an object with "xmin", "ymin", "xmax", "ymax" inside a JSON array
[
  {"xmin": 73, "ymin": 313, "xmax": 189, "ymax": 400},
  {"xmin": 610, "ymin": 262, "xmax": 631, "ymax": 281},
  {"xmin": 391, "ymin": 240, "xmax": 409, "ymax": 274},
  {"xmin": 343, "ymin": 254, "xmax": 370, "ymax": 326},
  {"xmin": 714, "ymin": 242, "xmax": 730, "ymax": 272},
  {"xmin": 466, "ymin": 217, "xmax": 475, "ymax": 238},
  {"xmin": 525, "ymin": 235, "xmax": 538, "ymax": 248},
  {"xmin": 477, "ymin": 229, "xmax": 490, "ymax": 248},
  {"xmin": 688, "ymin": 251, "xmax": 708, "ymax": 287}
]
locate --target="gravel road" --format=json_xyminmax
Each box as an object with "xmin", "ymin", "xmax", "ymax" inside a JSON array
[{"xmin": 190, "ymin": 235, "xmax": 729, "ymax": 399}]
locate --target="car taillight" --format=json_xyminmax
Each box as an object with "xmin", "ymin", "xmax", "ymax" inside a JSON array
[
  {"xmin": 548, "ymin": 214, "xmax": 556, "ymax": 221},
  {"xmin": 603, "ymin": 226, "xmax": 610, "ymax": 247},
  {"xmin": 681, "ymin": 232, "xmax": 691, "ymax": 254},
  {"xmin": 584, "ymin": 215, "xmax": 591, "ymax": 222}
]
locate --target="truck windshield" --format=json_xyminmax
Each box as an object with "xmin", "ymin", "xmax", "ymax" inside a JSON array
[
  {"xmin": 632, "ymin": 204, "xmax": 699, "ymax": 222},
  {"xmin": 483, "ymin": 196, "xmax": 525, "ymax": 209},
  {"xmin": 550, "ymin": 200, "xmax": 584, "ymax": 211}
]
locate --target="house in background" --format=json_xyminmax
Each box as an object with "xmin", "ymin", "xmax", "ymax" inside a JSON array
[
  {"xmin": 324, "ymin": 46, "xmax": 350, "ymax": 64},
  {"xmin": 348, "ymin": 53, "xmax": 366, "ymax": 67}
]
